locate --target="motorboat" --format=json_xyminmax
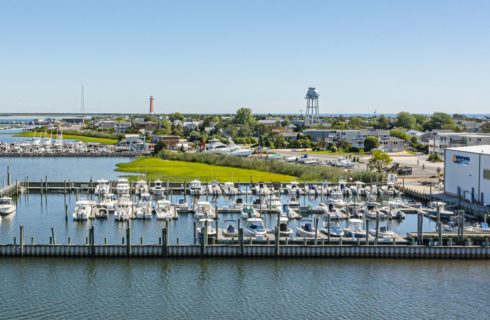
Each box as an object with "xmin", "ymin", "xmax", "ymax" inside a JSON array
[
  {"xmin": 369, "ymin": 226, "xmax": 397, "ymax": 239},
  {"xmin": 94, "ymin": 205, "xmax": 109, "ymax": 219},
  {"xmin": 222, "ymin": 219, "xmax": 238, "ymax": 237},
  {"xmin": 194, "ymin": 201, "xmax": 216, "ymax": 219},
  {"xmin": 379, "ymin": 201, "xmax": 406, "ymax": 219},
  {"xmin": 243, "ymin": 218, "xmax": 267, "ymax": 238},
  {"xmin": 381, "ymin": 182, "xmax": 398, "ymax": 196},
  {"xmin": 221, "ymin": 182, "xmax": 238, "ymax": 195},
  {"xmin": 156, "ymin": 200, "xmax": 176, "ymax": 220},
  {"xmin": 319, "ymin": 223, "xmax": 345, "ymax": 237},
  {"xmin": 262, "ymin": 195, "xmax": 282, "ymax": 212},
  {"xmin": 254, "ymin": 182, "xmax": 271, "ymax": 196},
  {"xmin": 343, "ymin": 219, "xmax": 366, "ymax": 238},
  {"xmin": 115, "ymin": 178, "xmax": 130, "ymax": 195},
  {"xmin": 227, "ymin": 197, "xmax": 244, "ymax": 211},
  {"xmin": 304, "ymin": 184, "xmax": 318, "ymax": 196},
  {"xmin": 318, "ymin": 202, "xmax": 342, "ymax": 220},
  {"xmin": 241, "ymin": 204, "xmax": 260, "ymax": 219},
  {"xmin": 176, "ymin": 198, "xmax": 189, "ymax": 211},
  {"xmin": 94, "ymin": 179, "xmax": 111, "ymax": 195},
  {"xmin": 338, "ymin": 179, "xmax": 352, "ymax": 197},
  {"xmin": 426, "ymin": 201, "xmax": 455, "ymax": 220},
  {"xmin": 363, "ymin": 202, "xmax": 386, "ymax": 219},
  {"xmin": 286, "ymin": 181, "xmax": 304, "ymax": 195},
  {"xmin": 350, "ymin": 181, "xmax": 369, "ymax": 196},
  {"xmin": 188, "ymin": 179, "xmax": 203, "ymax": 195},
  {"xmin": 296, "ymin": 219, "xmax": 316, "ymax": 238},
  {"xmin": 72, "ymin": 199, "xmax": 96, "ymax": 221},
  {"xmin": 274, "ymin": 215, "xmax": 293, "ymax": 237},
  {"xmin": 288, "ymin": 197, "xmax": 300, "ymax": 208},
  {"xmin": 207, "ymin": 180, "xmax": 221, "ymax": 195},
  {"xmin": 114, "ymin": 198, "xmax": 133, "ymax": 221},
  {"xmin": 100, "ymin": 193, "xmax": 117, "ymax": 214},
  {"xmin": 135, "ymin": 196, "xmax": 153, "ymax": 219},
  {"xmin": 281, "ymin": 203, "xmax": 301, "ymax": 219},
  {"xmin": 0, "ymin": 197, "xmax": 16, "ymax": 215},
  {"xmin": 134, "ymin": 180, "xmax": 149, "ymax": 195},
  {"xmin": 150, "ymin": 179, "xmax": 165, "ymax": 196},
  {"xmin": 197, "ymin": 218, "xmax": 217, "ymax": 238}
]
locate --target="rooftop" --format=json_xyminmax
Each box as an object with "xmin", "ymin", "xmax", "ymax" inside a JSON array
[{"xmin": 447, "ymin": 145, "xmax": 490, "ymax": 154}]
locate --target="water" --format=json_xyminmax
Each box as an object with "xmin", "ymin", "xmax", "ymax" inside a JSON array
[
  {"xmin": 0, "ymin": 193, "xmax": 437, "ymax": 245},
  {"xmin": 0, "ymin": 133, "xmax": 488, "ymax": 318},
  {"xmin": 0, "ymin": 258, "xmax": 489, "ymax": 319}
]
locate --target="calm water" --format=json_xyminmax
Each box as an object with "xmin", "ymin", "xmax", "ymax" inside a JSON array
[
  {"xmin": 0, "ymin": 258, "xmax": 489, "ymax": 319},
  {"xmin": 0, "ymin": 133, "xmax": 489, "ymax": 319},
  {"xmin": 0, "ymin": 193, "xmax": 437, "ymax": 245}
]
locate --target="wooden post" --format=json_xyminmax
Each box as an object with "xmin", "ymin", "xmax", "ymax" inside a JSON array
[
  {"xmin": 215, "ymin": 217, "xmax": 219, "ymax": 242},
  {"xmin": 375, "ymin": 212, "xmax": 380, "ymax": 245},
  {"xmin": 193, "ymin": 221, "xmax": 197, "ymax": 244},
  {"xmin": 314, "ymin": 217, "xmax": 319, "ymax": 245},
  {"xmin": 184, "ymin": 181, "xmax": 187, "ymax": 201},
  {"xmin": 51, "ymin": 227, "xmax": 56, "ymax": 245},
  {"xmin": 238, "ymin": 227, "xmax": 244, "ymax": 256},
  {"xmin": 90, "ymin": 225, "xmax": 95, "ymax": 256},
  {"xmin": 65, "ymin": 204, "xmax": 68, "ymax": 222},
  {"xmin": 126, "ymin": 225, "xmax": 131, "ymax": 256},
  {"xmin": 365, "ymin": 219, "xmax": 370, "ymax": 245},
  {"xmin": 162, "ymin": 228, "xmax": 168, "ymax": 257},
  {"xmin": 19, "ymin": 226, "xmax": 24, "ymax": 256},
  {"xmin": 327, "ymin": 214, "xmax": 331, "ymax": 243},
  {"xmin": 274, "ymin": 225, "xmax": 280, "ymax": 255}
]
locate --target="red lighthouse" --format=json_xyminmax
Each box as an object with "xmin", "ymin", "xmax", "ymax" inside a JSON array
[{"xmin": 149, "ymin": 96, "xmax": 155, "ymax": 114}]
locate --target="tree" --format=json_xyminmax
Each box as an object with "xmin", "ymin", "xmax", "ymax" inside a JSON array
[
  {"xmin": 233, "ymin": 107, "xmax": 256, "ymax": 126},
  {"xmin": 396, "ymin": 112, "xmax": 416, "ymax": 129},
  {"xmin": 368, "ymin": 150, "xmax": 392, "ymax": 173},
  {"xmin": 424, "ymin": 112, "xmax": 456, "ymax": 131},
  {"xmin": 375, "ymin": 115, "xmax": 390, "ymax": 129},
  {"xmin": 153, "ymin": 141, "xmax": 167, "ymax": 155},
  {"xmin": 364, "ymin": 136, "xmax": 379, "ymax": 152},
  {"xmin": 390, "ymin": 128, "xmax": 410, "ymax": 141}
]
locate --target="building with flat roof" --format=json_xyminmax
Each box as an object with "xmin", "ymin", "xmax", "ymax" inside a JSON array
[{"xmin": 444, "ymin": 145, "xmax": 490, "ymax": 205}]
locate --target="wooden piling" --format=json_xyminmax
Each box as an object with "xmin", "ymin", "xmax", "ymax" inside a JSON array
[
  {"xmin": 19, "ymin": 226, "xmax": 24, "ymax": 256},
  {"xmin": 126, "ymin": 226, "xmax": 131, "ymax": 255},
  {"xmin": 375, "ymin": 212, "xmax": 380, "ymax": 245},
  {"xmin": 314, "ymin": 217, "xmax": 319, "ymax": 245},
  {"xmin": 365, "ymin": 220, "xmax": 370, "ymax": 245},
  {"xmin": 51, "ymin": 227, "xmax": 56, "ymax": 245}
]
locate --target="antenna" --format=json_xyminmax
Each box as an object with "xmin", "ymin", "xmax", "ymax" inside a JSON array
[{"xmin": 80, "ymin": 85, "xmax": 85, "ymax": 114}]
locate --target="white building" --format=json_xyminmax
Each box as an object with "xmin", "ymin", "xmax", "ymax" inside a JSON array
[{"xmin": 444, "ymin": 145, "xmax": 490, "ymax": 205}]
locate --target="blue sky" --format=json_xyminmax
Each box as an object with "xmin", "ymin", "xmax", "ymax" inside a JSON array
[{"xmin": 1, "ymin": 0, "xmax": 489, "ymax": 114}]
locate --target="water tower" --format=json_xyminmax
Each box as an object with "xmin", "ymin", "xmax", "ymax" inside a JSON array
[{"xmin": 304, "ymin": 87, "xmax": 319, "ymax": 126}]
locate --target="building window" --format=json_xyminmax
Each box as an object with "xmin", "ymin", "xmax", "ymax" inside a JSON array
[{"xmin": 484, "ymin": 169, "xmax": 490, "ymax": 180}]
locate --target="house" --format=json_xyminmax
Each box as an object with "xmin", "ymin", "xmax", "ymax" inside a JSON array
[
  {"xmin": 115, "ymin": 122, "xmax": 131, "ymax": 133},
  {"xmin": 150, "ymin": 135, "xmax": 181, "ymax": 148}
]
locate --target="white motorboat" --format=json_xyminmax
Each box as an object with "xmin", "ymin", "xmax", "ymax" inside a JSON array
[
  {"xmin": 344, "ymin": 219, "xmax": 367, "ymax": 238},
  {"xmin": 134, "ymin": 180, "xmax": 149, "ymax": 195},
  {"xmin": 379, "ymin": 201, "xmax": 406, "ymax": 219},
  {"xmin": 0, "ymin": 197, "xmax": 16, "ymax": 215},
  {"xmin": 254, "ymin": 183, "xmax": 271, "ymax": 196},
  {"xmin": 194, "ymin": 201, "xmax": 216, "ymax": 219},
  {"xmin": 72, "ymin": 199, "xmax": 96, "ymax": 221},
  {"xmin": 281, "ymin": 203, "xmax": 301, "ymax": 219},
  {"xmin": 369, "ymin": 226, "xmax": 397, "ymax": 239},
  {"xmin": 197, "ymin": 218, "xmax": 217, "ymax": 238},
  {"xmin": 114, "ymin": 198, "xmax": 133, "ymax": 221},
  {"xmin": 100, "ymin": 193, "xmax": 117, "ymax": 214},
  {"xmin": 222, "ymin": 219, "xmax": 238, "ymax": 237},
  {"xmin": 296, "ymin": 219, "xmax": 316, "ymax": 238},
  {"xmin": 150, "ymin": 179, "xmax": 165, "ymax": 196},
  {"xmin": 94, "ymin": 179, "xmax": 111, "ymax": 195},
  {"xmin": 274, "ymin": 215, "xmax": 293, "ymax": 237},
  {"xmin": 116, "ymin": 178, "xmax": 130, "ymax": 195},
  {"xmin": 207, "ymin": 180, "xmax": 221, "ymax": 195},
  {"xmin": 156, "ymin": 200, "xmax": 176, "ymax": 220},
  {"xmin": 381, "ymin": 182, "xmax": 398, "ymax": 196},
  {"xmin": 221, "ymin": 182, "xmax": 238, "ymax": 195},
  {"xmin": 304, "ymin": 184, "xmax": 318, "ymax": 196},
  {"xmin": 227, "ymin": 197, "xmax": 244, "ymax": 211},
  {"xmin": 426, "ymin": 201, "xmax": 455, "ymax": 220},
  {"xmin": 188, "ymin": 179, "xmax": 203, "ymax": 195},
  {"xmin": 240, "ymin": 204, "xmax": 260, "ymax": 219},
  {"xmin": 319, "ymin": 223, "xmax": 345, "ymax": 237},
  {"xmin": 244, "ymin": 218, "xmax": 267, "ymax": 238},
  {"xmin": 286, "ymin": 181, "xmax": 303, "ymax": 195},
  {"xmin": 262, "ymin": 195, "xmax": 282, "ymax": 212},
  {"xmin": 135, "ymin": 197, "xmax": 153, "ymax": 219},
  {"xmin": 318, "ymin": 202, "xmax": 342, "ymax": 220}
]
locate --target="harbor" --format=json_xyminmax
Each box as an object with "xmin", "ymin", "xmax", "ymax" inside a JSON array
[{"xmin": 1, "ymin": 176, "xmax": 489, "ymax": 258}]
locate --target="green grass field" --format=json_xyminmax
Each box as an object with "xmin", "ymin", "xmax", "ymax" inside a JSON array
[
  {"xmin": 116, "ymin": 157, "xmax": 297, "ymax": 182},
  {"xmin": 16, "ymin": 131, "xmax": 117, "ymax": 145}
]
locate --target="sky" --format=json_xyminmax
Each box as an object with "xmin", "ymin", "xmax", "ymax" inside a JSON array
[{"xmin": 1, "ymin": 0, "xmax": 490, "ymax": 114}]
